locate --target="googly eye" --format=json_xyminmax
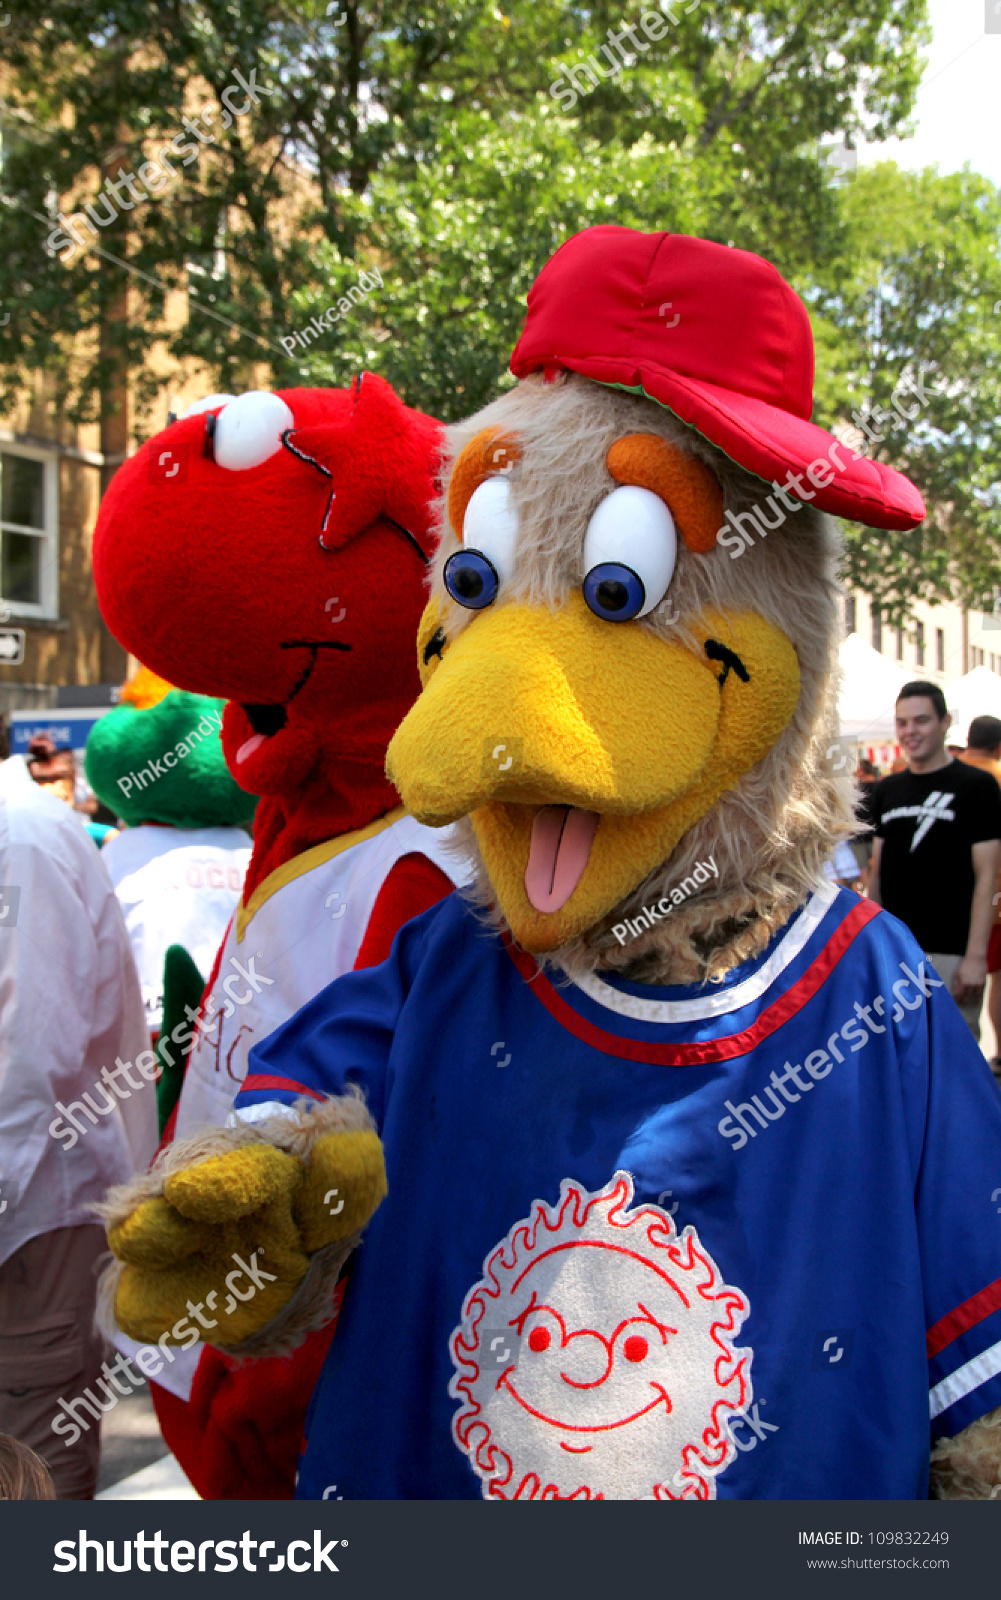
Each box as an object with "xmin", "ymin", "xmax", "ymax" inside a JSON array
[
  {"xmin": 583, "ymin": 563, "xmax": 646, "ymax": 621},
  {"xmin": 443, "ymin": 549, "xmax": 499, "ymax": 610},
  {"xmin": 461, "ymin": 475, "xmax": 519, "ymax": 588},
  {"xmin": 582, "ymin": 484, "xmax": 678, "ymax": 622},
  {"xmin": 211, "ymin": 390, "xmax": 296, "ymax": 471}
]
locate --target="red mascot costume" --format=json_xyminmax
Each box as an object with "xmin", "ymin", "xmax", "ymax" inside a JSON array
[{"xmin": 93, "ymin": 374, "xmax": 465, "ymax": 1496}]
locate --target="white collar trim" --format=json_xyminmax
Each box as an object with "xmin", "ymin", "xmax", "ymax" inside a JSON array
[{"xmin": 564, "ymin": 881, "xmax": 839, "ymax": 1024}]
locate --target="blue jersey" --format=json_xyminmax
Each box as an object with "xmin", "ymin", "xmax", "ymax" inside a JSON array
[{"xmin": 235, "ymin": 883, "xmax": 1001, "ymax": 1500}]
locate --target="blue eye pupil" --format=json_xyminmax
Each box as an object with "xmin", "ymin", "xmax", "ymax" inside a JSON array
[
  {"xmin": 583, "ymin": 562, "xmax": 645, "ymax": 622},
  {"xmin": 444, "ymin": 550, "xmax": 499, "ymax": 610}
]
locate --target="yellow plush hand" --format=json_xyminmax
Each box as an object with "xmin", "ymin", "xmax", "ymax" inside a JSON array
[
  {"xmin": 294, "ymin": 1129, "xmax": 390, "ymax": 1253},
  {"xmin": 108, "ymin": 1132, "xmax": 386, "ymax": 1349}
]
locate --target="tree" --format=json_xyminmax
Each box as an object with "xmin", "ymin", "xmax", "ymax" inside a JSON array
[
  {"xmin": 282, "ymin": 107, "xmax": 706, "ymax": 420},
  {"xmin": 809, "ymin": 162, "xmax": 1001, "ymax": 622},
  {"xmin": 0, "ymin": 1, "xmax": 930, "ymax": 429},
  {"xmin": 271, "ymin": 0, "xmax": 936, "ymax": 418}
]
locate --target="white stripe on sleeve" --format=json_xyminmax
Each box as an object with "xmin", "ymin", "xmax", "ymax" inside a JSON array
[{"xmin": 930, "ymin": 1336, "xmax": 1001, "ymax": 1420}]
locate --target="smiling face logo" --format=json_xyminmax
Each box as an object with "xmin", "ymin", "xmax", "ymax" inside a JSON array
[{"xmin": 449, "ymin": 1172, "xmax": 752, "ymax": 1500}]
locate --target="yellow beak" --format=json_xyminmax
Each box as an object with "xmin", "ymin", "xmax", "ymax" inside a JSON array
[{"xmin": 387, "ymin": 592, "xmax": 800, "ymax": 951}]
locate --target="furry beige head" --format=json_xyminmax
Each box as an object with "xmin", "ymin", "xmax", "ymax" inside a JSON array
[{"xmin": 387, "ymin": 372, "xmax": 854, "ymax": 985}]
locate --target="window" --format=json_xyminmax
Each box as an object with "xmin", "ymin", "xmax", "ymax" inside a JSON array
[
  {"xmin": 0, "ymin": 448, "xmax": 58, "ymax": 617},
  {"xmin": 895, "ymin": 627, "xmax": 903, "ymax": 661},
  {"xmin": 977, "ymin": 647, "xmax": 986, "ymax": 667},
  {"xmin": 844, "ymin": 595, "xmax": 856, "ymax": 635},
  {"xmin": 871, "ymin": 606, "xmax": 882, "ymax": 652},
  {"xmin": 936, "ymin": 628, "xmax": 945, "ymax": 673},
  {"xmin": 915, "ymin": 620, "xmax": 925, "ymax": 667}
]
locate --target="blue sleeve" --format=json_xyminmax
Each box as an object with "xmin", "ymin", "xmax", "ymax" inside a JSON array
[
  {"xmin": 233, "ymin": 900, "xmax": 441, "ymax": 1132},
  {"xmin": 908, "ymin": 971, "xmax": 1001, "ymax": 1438}
]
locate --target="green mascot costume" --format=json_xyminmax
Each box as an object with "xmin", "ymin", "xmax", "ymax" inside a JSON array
[{"xmin": 86, "ymin": 667, "xmax": 257, "ymax": 1130}]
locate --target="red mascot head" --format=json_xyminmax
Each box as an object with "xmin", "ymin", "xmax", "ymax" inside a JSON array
[{"xmin": 94, "ymin": 374, "xmax": 442, "ymax": 881}]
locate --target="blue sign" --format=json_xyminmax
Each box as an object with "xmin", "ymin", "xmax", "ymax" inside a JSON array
[{"xmin": 9, "ymin": 709, "xmax": 110, "ymax": 754}]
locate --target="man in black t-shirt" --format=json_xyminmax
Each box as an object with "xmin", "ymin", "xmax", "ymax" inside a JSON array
[{"xmin": 870, "ymin": 680, "xmax": 1001, "ymax": 1042}]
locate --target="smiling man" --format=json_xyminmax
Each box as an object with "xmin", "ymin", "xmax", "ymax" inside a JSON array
[{"xmin": 869, "ymin": 681, "xmax": 1001, "ymax": 1040}]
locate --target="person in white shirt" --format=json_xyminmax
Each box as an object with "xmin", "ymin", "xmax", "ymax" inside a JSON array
[{"xmin": 0, "ymin": 754, "xmax": 156, "ymax": 1498}]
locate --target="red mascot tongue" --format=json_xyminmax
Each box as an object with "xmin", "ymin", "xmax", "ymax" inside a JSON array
[
  {"xmin": 236, "ymin": 732, "xmax": 267, "ymax": 765},
  {"xmin": 525, "ymin": 806, "xmax": 600, "ymax": 912}
]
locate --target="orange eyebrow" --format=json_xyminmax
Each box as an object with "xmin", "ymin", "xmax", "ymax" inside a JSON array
[
  {"xmin": 447, "ymin": 427, "xmax": 521, "ymax": 537},
  {"xmin": 605, "ymin": 433, "xmax": 723, "ymax": 553}
]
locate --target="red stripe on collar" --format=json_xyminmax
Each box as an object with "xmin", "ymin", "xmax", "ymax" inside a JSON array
[{"xmin": 503, "ymin": 897, "xmax": 881, "ymax": 1067}]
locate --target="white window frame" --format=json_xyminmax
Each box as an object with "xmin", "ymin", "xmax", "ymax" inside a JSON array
[{"xmin": 0, "ymin": 442, "xmax": 59, "ymax": 620}]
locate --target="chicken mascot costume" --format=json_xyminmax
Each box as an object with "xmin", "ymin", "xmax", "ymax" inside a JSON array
[
  {"xmin": 92, "ymin": 374, "xmax": 465, "ymax": 1496},
  {"xmin": 101, "ymin": 229, "xmax": 1001, "ymax": 1500}
]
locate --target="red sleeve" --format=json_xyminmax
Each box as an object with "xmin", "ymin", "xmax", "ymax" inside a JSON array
[
  {"xmin": 352, "ymin": 851, "xmax": 454, "ymax": 970},
  {"xmin": 150, "ymin": 1314, "xmax": 340, "ymax": 1500}
]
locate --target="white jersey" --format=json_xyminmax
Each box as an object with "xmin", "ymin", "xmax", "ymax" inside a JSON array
[
  {"xmin": 102, "ymin": 825, "xmax": 251, "ymax": 1034},
  {"xmin": 0, "ymin": 757, "xmax": 157, "ymax": 1269},
  {"xmin": 173, "ymin": 808, "xmax": 466, "ymax": 1138}
]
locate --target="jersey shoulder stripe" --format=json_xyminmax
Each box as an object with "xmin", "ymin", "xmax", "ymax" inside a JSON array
[
  {"xmin": 930, "ymin": 1340, "xmax": 1001, "ymax": 1422},
  {"xmin": 504, "ymin": 896, "xmax": 881, "ymax": 1066},
  {"xmin": 927, "ymin": 1276, "xmax": 1001, "ymax": 1359}
]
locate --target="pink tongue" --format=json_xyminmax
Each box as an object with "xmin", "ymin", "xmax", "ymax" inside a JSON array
[
  {"xmin": 236, "ymin": 733, "xmax": 267, "ymax": 765},
  {"xmin": 525, "ymin": 806, "xmax": 600, "ymax": 913}
]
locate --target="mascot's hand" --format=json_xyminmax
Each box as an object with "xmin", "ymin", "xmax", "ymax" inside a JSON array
[{"xmin": 107, "ymin": 1132, "xmax": 386, "ymax": 1348}]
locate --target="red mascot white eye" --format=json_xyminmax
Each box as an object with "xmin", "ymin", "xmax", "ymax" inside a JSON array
[
  {"xmin": 212, "ymin": 390, "xmax": 295, "ymax": 471},
  {"xmin": 177, "ymin": 393, "xmax": 237, "ymax": 419}
]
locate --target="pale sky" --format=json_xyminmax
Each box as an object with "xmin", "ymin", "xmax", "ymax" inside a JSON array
[{"xmin": 858, "ymin": 0, "xmax": 1001, "ymax": 185}]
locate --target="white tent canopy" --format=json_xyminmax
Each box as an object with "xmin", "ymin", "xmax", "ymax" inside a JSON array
[
  {"xmin": 837, "ymin": 632, "xmax": 911, "ymax": 741},
  {"xmin": 946, "ymin": 666, "xmax": 1001, "ymax": 743}
]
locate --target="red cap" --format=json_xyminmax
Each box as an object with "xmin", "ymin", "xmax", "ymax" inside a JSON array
[{"xmin": 510, "ymin": 226, "xmax": 925, "ymax": 532}]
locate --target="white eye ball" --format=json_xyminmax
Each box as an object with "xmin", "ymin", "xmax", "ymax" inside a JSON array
[
  {"xmin": 461, "ymin": 475, "xmax": 520, "ymax": 587},
  {"xmin": 582, "ymin": 485, "xmax": 678, "ymax": 621},
  {"xmin": 177, "ymin": 393, "xmax": 238, "ymax": 419},
  {"xmin": 212, "ymin": 391, "xmax": 296, "ymax": 471}
]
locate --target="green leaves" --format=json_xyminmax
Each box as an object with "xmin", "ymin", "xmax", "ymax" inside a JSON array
[
  {"xmin": 10, "ymin": 0, "xmax": 995, "ymax": 620},
  {"xmin": 281, "ymin": 106, "xmax": 701, "ymax": 418},
  {"xmin": 1, "ymin": 1, "xmax": 931, "ymax": 423},
  {"xmin": 810, "ymin": 162, "xmax": 1001, "ymax": 618}
]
